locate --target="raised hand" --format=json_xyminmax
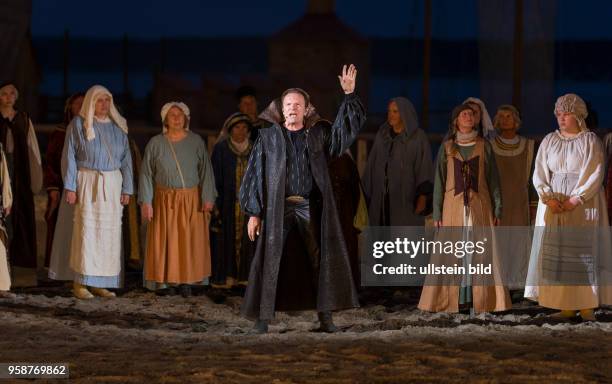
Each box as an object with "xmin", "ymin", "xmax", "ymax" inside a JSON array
[{"xmin": 338, "ymin": 64, "xmax": 357, "ymax": 94}]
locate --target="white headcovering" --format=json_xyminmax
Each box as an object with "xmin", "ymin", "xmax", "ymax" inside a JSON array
[
  {"xmin": 554, "ymin": 93, "xmax": 588, "ymax": 131},
  {"xmin": 160, "ymin": 102, "xmax": 190, "ymax": 133},
  {"xmin": 79, "ymin": 85, "xmax": 127, "ymax": 141},
  {"xmin": 218, "ymin": 112, "xmax": 251, "ymax": 142},
  {"xmin": 463, "ymin": 97, "xmax": 495, "ymax": 139}
]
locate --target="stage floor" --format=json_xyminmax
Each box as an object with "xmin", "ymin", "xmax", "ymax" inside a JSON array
[{"xmin": 1, "ymin": 288, "xmax": 610, "ymax": 383}]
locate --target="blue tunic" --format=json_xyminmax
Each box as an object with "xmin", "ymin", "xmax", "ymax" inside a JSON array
[{"xmin": 63, "ymin": 116, "xmax": 133, "ymax": 195}]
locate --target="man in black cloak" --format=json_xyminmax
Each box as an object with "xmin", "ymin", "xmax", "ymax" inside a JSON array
[{"xmin": 239, "ymin": 64, "xmax": 365, "ymax": 333}]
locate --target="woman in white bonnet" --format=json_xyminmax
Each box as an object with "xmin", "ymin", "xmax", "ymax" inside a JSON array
[
  {"xmin": 139, "ymin": 102, "xmax": 216, "ymax": 297},
  {"xmin": 63, "ymin": 85, "xmax": 133, "ymax": 299},
  {"xmin": 526, "ymin": 93, "xmax": 612, "ymax": 320}
]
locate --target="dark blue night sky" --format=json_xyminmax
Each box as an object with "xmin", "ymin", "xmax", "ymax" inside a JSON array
[
  {"xmin": 28, "ymin": 0, "xmax": 612, "ymax": 131},
  {"xmin": 31, "ymin": 0, "xmax": 612, "ymax": 39}
]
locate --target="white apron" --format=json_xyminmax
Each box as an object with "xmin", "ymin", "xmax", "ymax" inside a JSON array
[{"xmin": 70, "ymin": 169, "xmax": 123, "ymax": 277}]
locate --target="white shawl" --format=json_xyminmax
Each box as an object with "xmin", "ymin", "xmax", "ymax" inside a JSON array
[
  {"xmin": 463, "ymin": 97, "xmax": 495, "ymax": 140},
  {"xmin": 79, "ymin": 85, "xmax": 128, "ymax": 141}
]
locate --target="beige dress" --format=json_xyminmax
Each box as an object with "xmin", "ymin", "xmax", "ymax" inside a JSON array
[
  {"xmin": 526, "ymin": 130, "xmax": 612, "ymax": 309},
  {"xmin": 419, "ymin": 138, "xmax": 512, "ymax": 313},
  {"xmin": 490, "ymin": 136, "xmax": 535, "ymax": 226},
  {"xmin": 491, "ymin": 136, "xmax": 535, "ymax": 289}
]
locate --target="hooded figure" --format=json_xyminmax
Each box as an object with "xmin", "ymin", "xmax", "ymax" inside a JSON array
[
  {"xmin": 210, "ymin": 112, "xmax": 255, "ymax": 287},
  {"xmin": 463, "ymin": 97, "xmax": 495, "ymax": 140},
  {"xmin": 0, "ymin": 82, "xmax": 42, "ymax": 270},
  {"xmin": 363, "ymin": 97, "xmax": 433, "ymax": 226},
  {"xmin": 139, "ymin": 101, "xmax": 216, "ymax": 296},
  {"xmin": 61, "ymin": 84, "xmax": 133, "ymax": 299}
]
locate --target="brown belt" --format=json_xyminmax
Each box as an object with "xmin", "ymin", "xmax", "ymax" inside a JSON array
[{"xmin": 285, "ymin": 195, "xmax": 306, "ymax": 203}]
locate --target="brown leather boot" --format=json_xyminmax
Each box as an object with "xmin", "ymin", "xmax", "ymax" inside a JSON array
[
  {"xmin": 90, "ymin": 287, "xmax": 116, "ymax": 298},
  {"xmin": 73, "ymin": 282, "xmax": 94, "ymax": 300}
]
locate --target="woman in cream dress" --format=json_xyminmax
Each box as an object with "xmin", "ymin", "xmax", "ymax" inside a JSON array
[{"xmin": 526, "ymin": 93, "xmax": 612, "ymax": 320}]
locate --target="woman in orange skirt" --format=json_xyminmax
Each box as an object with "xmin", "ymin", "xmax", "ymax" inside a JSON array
[{"xmin": 139, "ymin": 102, "xmax": 217, "ymax": 296}]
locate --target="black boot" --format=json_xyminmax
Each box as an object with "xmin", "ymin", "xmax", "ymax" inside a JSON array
[
  {"xmin": 155, "ymin": 287, "xmax": 176, "ymax": 296},
  {"xmin": 317, "ymin": 311, "xmax": 338, "ymax": 333},
  {"xmin": 252, "ymin": 319, "xmax": 269, "ymax": 334},
  {"xmin": 179, "ymin": 285, "xmax": 192, "ymax": 298}
]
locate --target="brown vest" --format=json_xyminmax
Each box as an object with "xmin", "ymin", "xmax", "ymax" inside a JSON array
[{"xmin": 442, "ymin": 137, "xmax": 493, "ymax": 226}]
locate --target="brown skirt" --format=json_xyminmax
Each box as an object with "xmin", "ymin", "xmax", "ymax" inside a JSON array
[{"xmin": 144, "ymin": 185, "xmax": 210, "ymax": 283}]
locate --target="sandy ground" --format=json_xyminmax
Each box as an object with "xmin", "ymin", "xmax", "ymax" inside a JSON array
[
  {"xmin": 1, "ymin": 285, "xmax": 611, "ymax": 384},
  {"xmin": 1, "ymin": 195, "xmax": 610, "ymax": 382}
]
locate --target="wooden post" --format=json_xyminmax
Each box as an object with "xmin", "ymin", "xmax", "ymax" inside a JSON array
[
  {"xmin": 160, "ymin": 37, "xmax": 167, "ymax": 73},
  {"xmin": 422, "ymin": 0, "xmax": 432, "ymax": 130},
  {"xmin": 123, "ymin": 33, "xmax": 129, "ymax": 96},
  {"xmin": 63, "ymin": 29, "xmax": 69, "ymax": 97},
  {"xmin": 512, "ymin": 0, "xmax": 523, "ymax": 109}
]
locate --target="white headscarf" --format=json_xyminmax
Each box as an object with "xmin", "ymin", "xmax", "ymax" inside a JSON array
[
  {"xmin": 554, "ymin": 93, "xmax": 588, "ymax": 131},
  {"xmin": 463, "ymin": 97, "xmax": 495, "ymax": 139},
  {"xmin": 79, "ymin": 85, "xmax": 127, "ymax": 141},
  {"xmin": 160, "ymin": 102, "xmax": 190, "ymax": 133}
]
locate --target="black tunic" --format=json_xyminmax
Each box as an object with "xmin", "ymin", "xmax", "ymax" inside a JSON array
[
  {"xmin": 0, "ymin": 112, "xmax": 37, "ymax": 268},
  {"xmin": 283, "ymin": 128, "xmax": 312, "ymax": 197},
  {"xmin": 210, "ymin": 139, "xmax": 255, "ymax": 284},
  {"xmin": 239, "ymin": 93, "xmax": 366, "ymax": 320}
]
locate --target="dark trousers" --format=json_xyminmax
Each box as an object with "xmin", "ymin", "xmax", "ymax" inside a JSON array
[{"xmin": 282, "ymin": 199, "xmax": 321, "ymax": 289}]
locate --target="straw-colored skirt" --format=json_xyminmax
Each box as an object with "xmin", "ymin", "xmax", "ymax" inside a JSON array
[
  {"xmin": 48, "ymin": 192, "xmax": 76, "ymax": 281},
  {"xmin": 0, "ymin": 240, "xmax": 10, "ymax": 291},
  {"xmin": 144, "ymin": 185, "xmax": 210, "ymax": 284}
]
